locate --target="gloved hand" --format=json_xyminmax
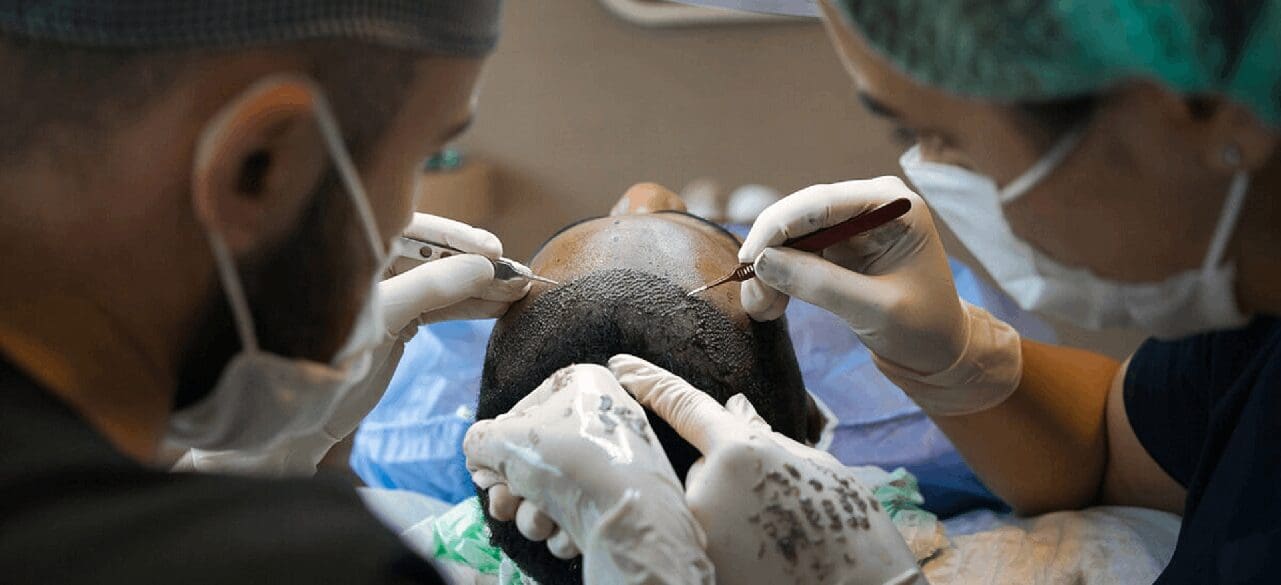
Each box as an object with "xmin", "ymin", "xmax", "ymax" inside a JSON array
[
  {"xmin": 610, "ymin": 354, "xmax": 925, "ymax": 585},
  {"xmin": 174, "ymin": 213, "xmax": 528, "ymax": 477},
  {"xmin": 738, "ymin": 177, "xmax": 1021, "ymax": 415},
  {"xmin": 463, "ymin": 364, "xmax": 715, "ymax": 585},
  {"xmin": 382, "ymin": 213, "xmax": 531, "ymax": 328}
]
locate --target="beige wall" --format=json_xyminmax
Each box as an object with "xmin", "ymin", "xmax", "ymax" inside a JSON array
[
  {"xmin": 456, "ymin": 0, "xmax": 901, "ymax": 257},
  {"xmin": 449, "ymin": 0, "xmax": 1146, "ymax": 358}
]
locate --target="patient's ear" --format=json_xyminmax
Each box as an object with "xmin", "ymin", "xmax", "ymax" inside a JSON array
[
  {"xmin": 804, "ymin": 393, "xmax": 827, "ymax": 446},
  {"xmin": 610, "ymin": 182, "xmax": 688, "ymax": 216}
]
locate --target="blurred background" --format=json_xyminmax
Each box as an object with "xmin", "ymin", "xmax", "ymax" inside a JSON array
[{"xmin": 416, "ymin": 0, "xmax": 1147, "ymax": 358}]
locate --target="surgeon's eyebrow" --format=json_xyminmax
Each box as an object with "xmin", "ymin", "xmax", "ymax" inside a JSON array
[
  {"xmin": 423, "ymin": 116, "xmax": 477, "ymax": 166},
  {"xmin": 858, "ymin": 91, "xmax": 954, "ymax": 147},
  {"xmin": 857, "ymin": 92, "xmax": 901, "ymax": 120},
  {"xmin": 441, "ymin": 115, "xmax": 475, "ymax": 143}
]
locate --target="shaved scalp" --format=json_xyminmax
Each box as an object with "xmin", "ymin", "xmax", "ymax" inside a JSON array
[{"xmin": 478, "ymin": 268, "xmax": 808, "ymax": 585}]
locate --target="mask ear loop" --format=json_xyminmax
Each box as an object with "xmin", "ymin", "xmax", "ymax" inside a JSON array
[
  {"xmin": 192, "ymin": 82, "xmax": 274, "ymax": 355},
  {"xmin": 193, "ymin": 75, "xmax": 386, "ymax": 357},
  {"xmin": 998, "ymin": 126, "xmax": 1087, "ymax": 204},
  {"xmin": 306, "ymin": 83, "xmax": 395, "ymax": 366},
  {"xmin": 309, "ymin": 87, "xmax": 388, "ymax": 268},
  {"xmin": 205, "ymin": 232, "xmax": 260, "ymax": 354},
  {"xmin": 1202, "ymin": 160, "xmax": 1251, "ymax": 273}
]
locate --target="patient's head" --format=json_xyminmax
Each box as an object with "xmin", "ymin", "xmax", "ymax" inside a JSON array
[{"xmin": 476, "ymin": 184, "xmax": 810, "ymax": 585}]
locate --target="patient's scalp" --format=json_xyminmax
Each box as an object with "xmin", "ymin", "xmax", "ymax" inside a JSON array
[
  {"xmin": 481, "ymin": 269, "xmax": 803, "ymax": 443},
  {"xmin": 491, "ymin": 270, "xmax": 714, "ymax": 372},
  {"xmin": 478, "ymin": 268, "xmax": 810, "ymax": 585}
]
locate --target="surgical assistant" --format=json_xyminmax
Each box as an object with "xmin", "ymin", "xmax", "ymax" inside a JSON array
[{"xmin": 465, "ymin": 0, "xmax": 1281, "ymax": 584}]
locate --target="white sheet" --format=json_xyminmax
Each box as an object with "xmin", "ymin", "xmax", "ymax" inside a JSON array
[
  {"xmin": 359, "ymin": 488, "xmax": 1181, "ymax": 585},
  {"xmin": 926, "ymin": 507, "xmax": 1180, "ymax": 585}
]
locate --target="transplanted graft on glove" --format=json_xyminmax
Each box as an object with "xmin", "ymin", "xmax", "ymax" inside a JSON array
[
  {"xmin": 833, "ymin": 0, "xmax": 1281, "ymax": 126},
  {"xmin": 0, "ymin": 0, "xmax": 503, "ymax": 55}
]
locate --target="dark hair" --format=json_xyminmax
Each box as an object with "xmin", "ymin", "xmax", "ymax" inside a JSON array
[
  {"xmin": 174, "ymin": 163, "xmax": 365, "ymax": 409},
  {"xmin": 0, "ymin": 35, "xmax": 420, "ymax": 168},
  {"xmin": 1017, "ymin": 94, "xmax": 1099, "ymax": 144},
  {"xmin": 1017, "ymin": 91, "xmax": 1235, "ymax": 138},
  {"xmin": 477, "ymin": 268, "xmax": 809, "ymax": 585}
]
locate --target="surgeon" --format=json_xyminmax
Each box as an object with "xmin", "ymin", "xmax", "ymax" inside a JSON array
[
  {"xmin": 466, "ymin": 0, "xmax": 1281, "ymax": 583},
  {"xmin": 0, "ymin": 2, "xmax": 529, "ymax": 583}
]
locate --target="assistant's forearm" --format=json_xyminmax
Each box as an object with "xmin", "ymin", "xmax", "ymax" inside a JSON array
[{"xmin": 929, "ymin": 339, "xmax": 1119, "ymax": 515}]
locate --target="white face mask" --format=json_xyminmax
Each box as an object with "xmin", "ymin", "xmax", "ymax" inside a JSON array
[
  {"xmin": 899, "ymin": 131, "xmax": 1251, "ymax": 340},
  {"xmin": 167, "ymin": 77, "xmax": 393, "ymax": 451}
]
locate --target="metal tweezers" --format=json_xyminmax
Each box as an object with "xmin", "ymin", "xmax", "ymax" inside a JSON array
[
  {"xmin": 688, "ymin": 197, "xmax": 912, "ymax": 296},
  {"xmin": 398, "ymin": 236, "xmax": 560, "ymax": 286}
]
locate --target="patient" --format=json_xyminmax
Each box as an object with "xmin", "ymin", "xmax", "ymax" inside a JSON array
[{"xmin": 476, "ymin": 183, "xmax": 814, "ymax": 585}]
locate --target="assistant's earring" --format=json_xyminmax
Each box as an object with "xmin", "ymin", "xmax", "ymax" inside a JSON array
[
  {"xmin": 1220, "ymin": 143, "xmax": 1250, "ymax": 205},
  {"xmin": 1209, "ymin": 143, "xmax": 1250, "ymax": 272},
  {"xmin": 1222, "ymin": 144, "xmax": 1244, "ymax": 169},
  {"xmin": 1220, "ymin": 145, "xmax": 1250, "ymax": 206}
]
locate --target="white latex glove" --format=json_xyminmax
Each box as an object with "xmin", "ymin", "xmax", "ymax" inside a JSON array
[
  {"xmin": 382, "ymin": 213, "xmax": 531, "ymax": 327},
  {"xmin": 174, "ymin": 213, "xmax": 528, "ymax": 477},
  {"xmin": 610, "ymin": 354, "xmax": 926, "ymax": 585},
  {"xmin": 738, "ymin": 177, "xmax": 1021, "ymax": 415},
  {"xmin": 463, "ymin": 364, "xmax": 715, "ymax": 585}
]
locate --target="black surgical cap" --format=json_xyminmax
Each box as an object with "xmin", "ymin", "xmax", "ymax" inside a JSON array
[{"xmin": 0, "ymin": 1, "xmax": 503, "ymax": 56}]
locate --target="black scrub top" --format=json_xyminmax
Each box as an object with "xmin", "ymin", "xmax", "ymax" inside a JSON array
[
  {"xmin": 0, "ymin": 357, "xmax": 448, "ymax": 585},
  {"xmin": 1124, "ymin": 317, "xmax": 1281, "ymax": 584}
]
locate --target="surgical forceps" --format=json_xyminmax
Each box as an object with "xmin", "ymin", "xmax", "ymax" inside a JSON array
[
  {"xmin": 688, "ymin": 197, "xmax": 912, "ymax": 296},
  {"xmin": 397, "ymin": 236, "xmax": 561, "ymax": 286}
]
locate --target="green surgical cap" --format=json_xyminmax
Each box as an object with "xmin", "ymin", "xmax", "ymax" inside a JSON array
[
  {"xmin": 0, "ymin": 1, "xmax": 503, "ymax": 56},
  {"xmin": 835, "ymin": 0, "xmax": 1281, "ymax": 126}
]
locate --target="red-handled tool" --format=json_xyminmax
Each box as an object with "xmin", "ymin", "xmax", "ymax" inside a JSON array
[{"xmin": 687, "ymin": 197, "xmax": 912, "ymax": 296}]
